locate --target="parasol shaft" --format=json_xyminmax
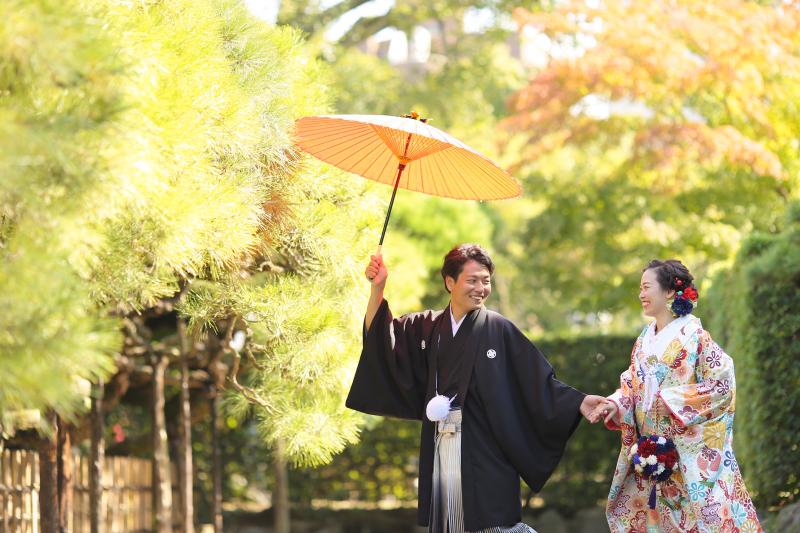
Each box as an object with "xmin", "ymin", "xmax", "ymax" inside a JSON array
[
  {"xmin": 377, "ymin": 163, "xmax": 406, "ymax": 250},
  {"xmin": 369, "ymin": 163, "xmax": 405, "ymax": 280}
]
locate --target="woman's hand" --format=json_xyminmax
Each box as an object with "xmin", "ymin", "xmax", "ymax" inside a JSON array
[
  {"xmin": 651, "ymin": 396, "xmax": 671, "ymax": 418},
  {"xmin": 591, "ymin": 400, "xmax": 619, "ymax": 425}
]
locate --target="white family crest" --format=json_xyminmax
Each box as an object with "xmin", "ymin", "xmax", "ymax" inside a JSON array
[
  {"xmin": 421, "ymin": 340, "xmax": 426, "ymax": 350},
  {"xmin": 487, "ymin": 349, "xmax": 497, "ymax": 359}
]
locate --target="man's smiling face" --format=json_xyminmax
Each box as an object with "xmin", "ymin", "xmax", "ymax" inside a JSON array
[{"xmin": 447, "ymin": 260, "xmax": 492, "ymax": 317}]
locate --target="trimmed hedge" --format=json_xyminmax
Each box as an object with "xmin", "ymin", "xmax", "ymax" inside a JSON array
[
  {"xmin": 532, "ymin": 335, "xmax": 634, "ymax": 514},
  {"xmin": 705, "ymin": 204, "xmax": 800, "ymax": 508}
]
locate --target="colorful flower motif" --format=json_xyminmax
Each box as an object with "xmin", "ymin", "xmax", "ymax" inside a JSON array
[
  {"xmin": 674, "ymin": 362, "xmax": 693, "ymax": 382},
  {"xmin": 627, "ymin": 494, "xmax": 648, "ymax": 512},
  {"xmin": 719, "ymin": 503, "xmax": 732, "ymax": 521},
  {"xmin": 723, "ymin": 451, "xmax": 738, "ymax": 470},
  {"xmin": 683, "ymin": 425, "xmax": 703, "ymax": 444},
  {"xmin": 733, "ymin": 474, "xmax": 750, "ymax": 502},
  {"xmin": 671, "ymin": 297, "xmax": 694, "ymax": 317},
  {"xmin": 670, "ymin": 421, "xmax": 686, "ymax": 434},
  {"xmin": 670, "ymin": 349, "xmax": 688, "ymax": 369},
  {"xmin": 661, "ymin": 341, "xmax": 683, "ymax": 366},
  {"xmin": 612, "ymin": 496, "xmax": 631, "ymax": 517},
  {"xmin": 701, "ymin": 503, "xmax": 722, "ymax": 524},
  {"xmin": 621, "ymin": 397, "xmax": 633, "ymax": 410},
  {"xmin": 731, "ymin": 503, "xmax": 748, "ymax": 525},
  {"xmin": 683, "ymin": 287, "xmax": 698, "ymax": 302},
  {"xmin": 687, "ymin": 482, "xmax": 706, "ymax": 502},
  {"xmin": 700, "ymin": 445, "xmax": 718, "ymax": 461},
  {"xmin": 703, "ymin": 422, "xmax": 726, "ymax": 450},
  {"xmin": 677, "ymin": 405, "xmax": 700, "ymax": 421},
  {"xmin": 741, "ymin": 520, "xmax": 761, "ymax": 533},
  {"xmin": 609, "ymin": 486, "xmax": 620, "ymax": 501},
  {"xmin": 629, "ymin": 510, "xmax": 647, "ymax": 533},
  {"xmin": 705, "ymin": 352, "xmax": 722, "ymax": 369},
  {"xmin": 721, "ymin": 519, "xmax": 736, "ymax": 533}
]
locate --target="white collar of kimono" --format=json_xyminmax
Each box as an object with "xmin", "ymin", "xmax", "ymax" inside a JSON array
[
  {"xmin": 428, "ymin": 306, "xmax": 467, "ymax": 424},
  {"xmin": 639, "ymin": 314, "xmax": 696, "ymax": 413},
  {"xmin": 450, "ymin": 306, "xmax": 466, "ymax": 336},
  {"xmin": 436, "ymin": 306, "xmax": 468, "ymax": 349}
]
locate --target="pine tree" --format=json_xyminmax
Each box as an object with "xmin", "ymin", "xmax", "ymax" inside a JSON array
[{"xmin": 1, "ymin": 0, "xmax": 380, "ymax": 470}]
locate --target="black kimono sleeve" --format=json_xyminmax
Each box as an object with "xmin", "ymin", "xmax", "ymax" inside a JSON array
[
  {"xmin": 345, "ymin": 299, "xmax": 439, "ymax": 421},
  {"xmin": 478, "ymin": 315, "xmax": 586, "ymax": 493}
]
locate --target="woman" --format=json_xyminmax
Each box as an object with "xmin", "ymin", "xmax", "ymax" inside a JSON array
[{"xmin": 591, "ymin": 260, "xmax": 762, "ymax": 533}]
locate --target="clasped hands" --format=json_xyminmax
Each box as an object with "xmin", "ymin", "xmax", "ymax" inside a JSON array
[{"xmin": 584, "ymin": 396, "xmax": 671, "ymax": 425}]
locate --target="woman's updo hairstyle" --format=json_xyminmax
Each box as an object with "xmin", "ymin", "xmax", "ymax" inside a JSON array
[{"xmin": 643, "ymin": 259, "xmax": 696, "ymax": 294}]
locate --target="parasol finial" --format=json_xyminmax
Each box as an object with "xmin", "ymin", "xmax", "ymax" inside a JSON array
[{"xmin": 401, "ymin": 111, "xmax": 432, "ymax": 124}]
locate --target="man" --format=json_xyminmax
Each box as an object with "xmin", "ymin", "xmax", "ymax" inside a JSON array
[{"xmin": 346, "ymin": 244, "xmax": 604, "ymax": 533}]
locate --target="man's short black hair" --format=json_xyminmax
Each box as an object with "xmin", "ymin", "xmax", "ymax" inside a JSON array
[{"xmin": 441, "ymin": 243, "xmax": 495, "ymax": 294}]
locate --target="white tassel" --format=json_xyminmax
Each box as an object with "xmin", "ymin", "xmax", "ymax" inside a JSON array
[
  {"xmin": 426, "ymin": 393, "xmax": 454, "ymax": 423},
  {"xmin": 642, "ymin": 370, "xmax": 659, "ymax": 413}
]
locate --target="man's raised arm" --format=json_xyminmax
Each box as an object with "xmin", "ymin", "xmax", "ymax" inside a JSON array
[{"xmin": 364, "ymin": 254, "xmax": 388, "ymax": 332}]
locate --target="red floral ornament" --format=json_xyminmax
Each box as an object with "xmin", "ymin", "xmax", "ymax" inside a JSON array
[{"xmin": 683, "ymin": 287, "xmax": 699, "ymax": 302}]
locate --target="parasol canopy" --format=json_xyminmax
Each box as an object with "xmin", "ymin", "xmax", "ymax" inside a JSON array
[
  {"xmin": 293, "ymin": 114, "xmax": 521, "ymax": 201},
  {"xmin": 293, "ymin": 113, "xmax": 520, "ymax": 272}
]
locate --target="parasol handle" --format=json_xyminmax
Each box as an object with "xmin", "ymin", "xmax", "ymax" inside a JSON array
[{"xmin": 368, "ymin": 164, "xmax": 405, "ymax": 281}]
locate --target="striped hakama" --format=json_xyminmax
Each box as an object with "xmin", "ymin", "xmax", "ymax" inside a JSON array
[{"xmin": 430, "ymin": 409, "xmax": 537, "ymax": 533}]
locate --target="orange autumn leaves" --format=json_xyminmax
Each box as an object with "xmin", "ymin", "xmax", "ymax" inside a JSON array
[{"xmin": 504, "ymin": 0, "xmax": 800, "ymax": 183}]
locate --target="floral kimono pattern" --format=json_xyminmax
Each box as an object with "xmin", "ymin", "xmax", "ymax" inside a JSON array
[{"xmin": 604, "ymin": 317, "xmax": 762, "ymax": 533}]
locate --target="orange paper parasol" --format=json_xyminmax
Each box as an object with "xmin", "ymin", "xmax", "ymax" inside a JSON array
[{"xmin": 293, "ymin": 113, "xmax": 521, "ymax": 257}]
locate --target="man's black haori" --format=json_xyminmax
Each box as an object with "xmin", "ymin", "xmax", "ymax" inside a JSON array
[{"xmin": 346, "ymin": 300, "xmax": 586, "ymax": 531}]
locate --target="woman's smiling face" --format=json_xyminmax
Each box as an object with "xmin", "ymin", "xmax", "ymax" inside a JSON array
[{"xmin": 639, "ymin": 268, "xmax": 675, "ymax": 318}]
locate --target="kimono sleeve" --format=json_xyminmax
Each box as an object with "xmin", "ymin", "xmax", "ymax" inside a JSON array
[
  {"xmin": 345, "ymin": 298, "xmax": 434, "ymax": 421},
  {"xmin": 658, "ymin": 330, "xmax": 735, "ymax": 427},
  {"xmin": 483, "ymin": 318, "xmax": 586, "ymax": 492},
  {"xmin": 604, "ymin": 340, "xmax": 639, "ymax": 446}
]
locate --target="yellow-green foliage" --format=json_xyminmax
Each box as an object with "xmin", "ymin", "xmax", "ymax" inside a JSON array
[
  {"xmin": 0, "ymin": 0, "xmax": 126, "ymax": 425},
  {"xmin": 1, "ymin": 0, "xmax": 380, "ymax": 464}
]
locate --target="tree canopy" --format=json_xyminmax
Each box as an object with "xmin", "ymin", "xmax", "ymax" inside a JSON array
[
  {"xmin": 1, "ymin": 0, "xmax": 380, "ymax": 465},
  {"xmin": 498, "ymin": 0, "xmax": 800, "ymax": 332}
]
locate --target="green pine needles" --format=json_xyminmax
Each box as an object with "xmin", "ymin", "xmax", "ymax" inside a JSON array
[{"xmin": 1, "ymin": 0, "xmax": 380, "ymax": 465}]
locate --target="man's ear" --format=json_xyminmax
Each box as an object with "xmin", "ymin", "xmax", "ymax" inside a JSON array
[{"xmin": 446, "ymin": 276, "xmax": 455, "ymax": 292}]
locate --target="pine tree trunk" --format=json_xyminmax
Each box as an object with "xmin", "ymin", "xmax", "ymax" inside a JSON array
[
  {"xmin": 57, "ymin": 417, "xmax": 73, "ymax": 533},
  {"xmin": 210, "ymin": 384, "xmax": 223, "ymax": 533},
  {"xmin": 39, "ymin": 410, "xmax": 59, "ymax": 533},
  {"xmin": 178, "ymin": 317, "xmax": 194, "ymax": 533},
  {"xmin": 152, "ymin": 354, "xmax": 173, "ymax": 533},
  {"xmin": 90, "ymin": 379, "xmax": 105, "ymax": 533},
  {"xmin": 273, "ymin": 438, "xmax": 290, "ymax": 533}
]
